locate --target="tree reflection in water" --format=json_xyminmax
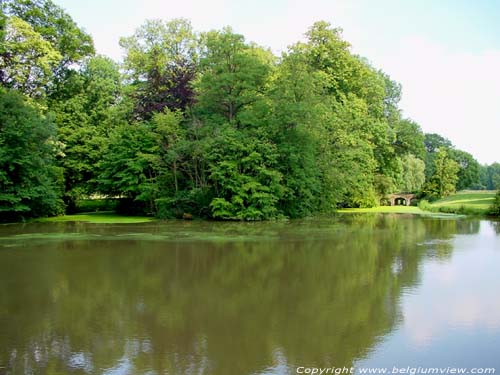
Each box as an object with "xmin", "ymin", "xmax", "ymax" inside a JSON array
[{"xmin": 0, "ymin": 215, "xmax": 482, "ymax": 374}]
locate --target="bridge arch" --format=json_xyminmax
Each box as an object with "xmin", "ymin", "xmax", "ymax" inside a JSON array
[{"xmin": 387, "ymin": 193, "xmax": 416, "ymax": 207}]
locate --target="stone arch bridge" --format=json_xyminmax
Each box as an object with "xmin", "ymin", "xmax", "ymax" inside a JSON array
[{"xmin": 387, "ymin": 193, "xmax": 416, "ymax": 206}]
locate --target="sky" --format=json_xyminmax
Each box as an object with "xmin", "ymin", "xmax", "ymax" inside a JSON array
[{"xmin": 54, "ymin": 0, "xmax": 500, "ymax": 164}]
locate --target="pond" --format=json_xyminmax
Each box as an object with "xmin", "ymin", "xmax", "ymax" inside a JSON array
[{"xmin": 0, "ymin": 214, "xmax": 499, "ymax": 374}]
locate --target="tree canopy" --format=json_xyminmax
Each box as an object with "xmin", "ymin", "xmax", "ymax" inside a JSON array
[{"xmin": 0, "ymin": 7, "xmax": 493, "ymax": 220}]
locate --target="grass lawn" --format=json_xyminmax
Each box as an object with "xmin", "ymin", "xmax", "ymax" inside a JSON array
[
  {"xmin": 339, "ymin": 206, "xmax": 425, "ymax": 214},
  {"xmin": 430, "ymin": 190, "xmax": 496, "ymax": 214},
  {"xmin": 340, "ymin": 190, "xmax": 496, "ymax": 216},
  {"xmin": 36, "ymin": 212, "xmax": 156, "ymax": 224}
]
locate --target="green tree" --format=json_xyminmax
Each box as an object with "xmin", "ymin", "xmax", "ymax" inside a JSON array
[
  {"xmin": 0, "ymin": 88, "xmax": 63, "ymax": 219},
  {"xmin": 425, "ymin": 148, "xmax": 459, "ymax": 198},
  {"xmin": 98, "ymin": 122, "xmax": 161, "ymax": 214},
  {"xmin": 484, "ymin": 163, "xmax": 500, "ymax": 190},
  {"xmin": 4, "ymin": 0, "xmax": 94, "ymax": 70},
  {"xmin": 0, "ymin": 16, "xmax": 61, "ymax": 97},
  {"xmin": 120, "ymin": 18, "xmax": 197, "ymax": 119},
  {"xmin": 298, "ymin": 23, "xmax": 392, "ymax": 207},
  {"xmin": 489, "ymin": 190, "xmax": 500, "ymax": 216},
  {"xmin": 424, "ymin": 133, "xmax": 453, "ymax": 181},
  {"xmin": 195, "ymin": 27, "xmax": 272, "ymax": 125},
  {"xmin": 268, "ymin": 49, "xmax": 323, "ymax": 216},
  {"xmin": 393, "ymin": 119, "xmax": 425, "ymax": 160},
  {"xmin": 49, "ymin": 56, "xmax": 123, "ymax": 211},
  {"xmin": 207, "ymin": 126, "xmax": 284, "ymax": 220},
  {"xmin": 450, "ymin": 149, "xmax": 480, "ymax": 190},
  {"xmin": 381, "ymin": 73, "xmax": 402, "ymax": 122},
  {"xmin": 98, "ymin": 109, "xmax": 184, "ymax": 215},
  {"xmin": 398, "ymin": 154, "xmax": 425, "ymax": 193}
]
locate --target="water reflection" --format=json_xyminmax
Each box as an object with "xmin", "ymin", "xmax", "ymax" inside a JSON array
[{"xmin": 0, "ymin": 215, "xmax": 498, "ymax": 374}]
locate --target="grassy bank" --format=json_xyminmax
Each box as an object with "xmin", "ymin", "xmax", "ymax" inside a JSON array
[
  {"xmin": 340, "ymin": 190, "xmax": 496, "ymax": 216},
  {"xmin": 427, "ymin": 190, "xmax": 496, "ymax": 215},
  {"xmin": 33, "ymin": 191, "xmax": 496, "ymax": 222},
  {"xmin": 36, "ymin": 212, "xmax": 155, "ymax": 224},
  {"xmin": 339, "ymin": 206, "xmax": 425, "ymax": 214}
]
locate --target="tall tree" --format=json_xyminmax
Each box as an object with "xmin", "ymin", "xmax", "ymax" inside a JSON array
[
  {"xmin": 4, "ymin": 0, "xmax": 94, "ymax": 71},
  {"xmin": 425, "ymin": 148, "xmax": 459, "ymax": 198},
  {"xmin": 424, "ymin": 133, "xmax": 453, "ymax": 181},
  {"xmin": 268, "ymin": 48, "xmax": 324, "ymax": 216},
  {"xmin": 195, "ymin": 27, "xmax": 272, "ymax": 125},
  {"xmin": 490, "ymin": 190, "xmax": 500, "ymax": 216},
  {"xmin": 120, "ymin": 18, "xmax": 197, "ymax": 120},
  {"xmin": 398, "ymin": 154, "xmax": 425, "ymax": 193},
  {"xmin": 486, "ymin": 163, "xmax": 500, "ymax": 190},
  {"xmin": 450, "ymin": 149, "xmax": 480, "ymax": 191},
  {"xmin": 393, "ymin": 119, "xmax": 425, "ymax": 160},
  {"xmin": 0, "ymin": 16, "xmax": 61, "ymax": 97},
  {"xmin": 0, "ymin": 88, "xmax": 63, "ymax": 220},
  {"xmin": 49, "ymin": 56, "xmax": 123, "ymax": 210}
]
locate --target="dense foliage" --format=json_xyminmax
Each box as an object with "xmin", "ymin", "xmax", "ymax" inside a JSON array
[
  {"xmin": 0, "ymin": 0, "xmax": 496, "ymax": 220},
  {"xmin": 490, "ymin": 190, "xmax": 500, "ymax": 217},
  {"xmin": 0, "ymin": 88, "xmax": 63, "ymax": 219}
]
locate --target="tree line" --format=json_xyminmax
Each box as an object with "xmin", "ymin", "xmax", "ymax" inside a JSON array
[{"xmin": 1, "ymin": 0, "xmax": 498, "ymax": 221}]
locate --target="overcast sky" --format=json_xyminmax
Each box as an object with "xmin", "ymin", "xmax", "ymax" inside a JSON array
[{"xmin": 54, "ymin": 0, "xmax": 500, "ymax": 164}]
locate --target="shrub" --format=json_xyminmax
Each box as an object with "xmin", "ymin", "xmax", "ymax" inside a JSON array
[{"xmin": 490, "ymin": 190, "xmax": 500, "ymax": 216}]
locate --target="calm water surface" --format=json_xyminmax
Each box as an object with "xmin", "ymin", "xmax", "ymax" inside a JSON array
[{"xmin": 0, "ymin": 214, "xmax": 499, "ymax": 374}]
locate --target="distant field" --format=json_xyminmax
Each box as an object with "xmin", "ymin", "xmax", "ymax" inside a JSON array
[{"xmin": 430, "ymin": 190, "xmax": 496, "ymax": 214}]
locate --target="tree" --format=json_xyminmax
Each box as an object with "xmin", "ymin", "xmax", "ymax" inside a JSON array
[
  {"xmin": 268, "ymin": 49, "xmax": 324, "ymax": 216},
  {"xmin": 120, "ymin": 19, "xmax": 197, "ymax": 120},
  {"xmin": 298, "ymin": 22, "xmax": 394, "ymax": 207},
  {"xmin": 4, "ymin": 0, "xmax": 94, "ymax": 71},
  {"xmin": 450, "ymin": 149, "xmax": 480, "ymax": 191},
  {"xmin": 381, "ymin": 73, "xmax": 402, "ymax": 122},
  {"xmin": 484, "ymin": 163, "xmax": 500, "ymax": 190},
  {"xmin": 304, "ymin": 21, "xmax": 385, "ymax": 115},
  {"xmin": 98, "ymin": 122, "xmax": 161, "ymax": 214},
  {"xmin": 393, "ymin": 119, "xmax": 425, "ymax": 160},
  {"xmin": 98, "ymin": 109, "xmax": 185, "ymax": 215},
  {"xmin": 425, "ymin": 148, "xmax": 459, "ymax": 198},
  {"xmin": 0, "ymin": 88, "xmax": 63, "ymax": 220},
  {"xmin": 398, "ymin": 154, "xmax": 425, "ymax": 193},
  {"xmin": 0, "ymin": 16, "xmax": 61, "ymax": 97},
  {"xmin": 195, "ymin": 27, "xmax": 272, "ymax": 125},
  {"xmin": 490, "ymin": 190, "xmax": 500, "ymax": 216},
  {"xmin": 206, "ymin": 126, "xmax": 284, "ymax": 220},
  {"xmin": 49, "ymin": 56, "xmax": 124, "ymax": 210},
  {"xmin": 424, "ymin": 133, "xmax": 453, "ymax": 181},
  {"xmin": 0, "ymin": 6, "xmax": 6, "ymax": 55}
]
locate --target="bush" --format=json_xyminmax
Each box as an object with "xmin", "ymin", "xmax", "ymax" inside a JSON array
[
  {"xmin": 490, "ymin": 190, "xmax": 500, "ymax": 216},
  {"xmin": 418, "ymin": 199, "xmax": 434, "ymax": 212},
  {"xmin": 0, "ymin": 89, "xmax": 64, "ymax": 221}
]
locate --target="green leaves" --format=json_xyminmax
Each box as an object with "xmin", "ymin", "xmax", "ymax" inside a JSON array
[
  {"xmin": 120, "ymin": 18, "xmax": 197, "ymax": 119},
  {"xmin": 0, "ymin": 88, "xmax": 64, "ymax": 220},
  {"xmin": 1, "ymin": 13, "xmax": 489, "ymax": 221},
  {"xmin": 0, "ymin": 16, "xmax": 61, "ymax": 97},
  {"xmin": 398, "ymin": 154, "xmax": 425, "ymax": 193},
  {"xmin": 4, "ymin": 0, "xmax": 94, "ymax": 67},
  {"xmin": 206, "ymin": 126, "xmax": 283, "ymax": 220},
  {"xmin": 195, "ymin": 27, "xmax": 272, "ymax": 125},
  {"xmin": 489, "ymin": 190, "xmax": 500, "ymax": 216},
  {"xmin": 425, "ymin": 148, "xmax": 460, "ymax": 198}
]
